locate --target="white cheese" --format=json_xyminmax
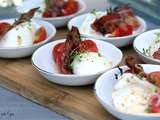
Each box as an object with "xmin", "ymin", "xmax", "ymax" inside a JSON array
[
  {"xmin": 112, "ymin": 73, "xmax": 157, "ymax": 114},
  {"xmin": 71, "ymin": 52, "xmax": 112, "ymax": 75},
  {"xmin": 0, "ymin": 21, "xmax": 40, "ymax": 47}
]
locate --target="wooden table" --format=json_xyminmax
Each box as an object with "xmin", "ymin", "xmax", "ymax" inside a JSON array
[{"xmin": 0, "ymin": 28, "xmax": 143, "ymax": 120}]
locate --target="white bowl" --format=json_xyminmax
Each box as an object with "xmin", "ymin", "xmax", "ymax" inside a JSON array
[
  {"xmin": 0, "ymin": 19, "xmax": 56, "ymax": 58},
  {"xmin": 95, "ymin": 64, "xmax": 160, "ymax": 120},
  {"xmin": 68, "ymin": 13, "xmax": 147, "ymax": 47},
  {"xmin": 17, "ymin": 0, "xmax": 86, "ymax": 27},
  {"xmin": 134, "ymin": 29, "xmax": 160, "ymax": 64},
  {"xmin": 32, "ymin": 39, "xmax": 123, "ymax": 86}
]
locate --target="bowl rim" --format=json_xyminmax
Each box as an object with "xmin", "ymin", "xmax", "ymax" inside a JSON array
[
  {"xmin": 94, "ymin": 64, "xmax": 160, "ymax": 117},
  {"xmin": 0, "ymin": 18, "xmax": 56, "ymax": 50},
  {"xmin": 68, "ymin": 12, "xmax": 147, "ymax": 40},
  {"xmin": 36, "ymin": 0, "xmax": 87, "ymax": 20},
  {"xmin": 31, "ymin": 39, "xmax": 123, "ymax": 77},
  {"xmin": 133, "ymin": 29, "xmax": 160, "ymax": 63}
]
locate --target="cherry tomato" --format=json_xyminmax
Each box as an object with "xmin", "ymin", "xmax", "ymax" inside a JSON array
[
  {"xmin": 112, "ymin": 23, "xmax": 133, "ymax": 37},
  {"xmin": 34, "ymin": 27, "xmax": 47, "ymax": 44},
  {"xmin": 0, "ymin": 22, "xmax": 11, "ymax": 35},
  {"xmin": 76, "ymin": 40, "xmax": 98, "ymax": 53},
  {"xmin": 53, "ymin": 43, "xmax": 70, "ymax": 74},
  {"xmin": 149, "ymin": 94, "xmax": 160, "ymax": 113},
  {"xmin": 125, "ymin": 16, "xmax": 140, "ymax": 30},
  {"xmin": 53, "ymin": 43, "xmax": 64, "ymax": 72},
  {"xmin": 62, "ymin": 0, "xmax": 78, "ymax": 16},
  {"xmin": 43, "ymin": 11, "xmax": 52, "ymax": 18},
  {"xmin": 53, "ymin": 43, "xmax": 65, "ymax": 62}
]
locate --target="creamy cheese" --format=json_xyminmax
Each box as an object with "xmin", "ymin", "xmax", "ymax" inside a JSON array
[
  {"xmin": 71, "ymin": 52, "xmax": 112, "ymax": 75},
  {"xmin": 112, "ymin": 73, "xmax": 158, "ymax": 114},
  {"xmin": 0, "ymin": 21, "xmax": 40, "ymax": 47}
]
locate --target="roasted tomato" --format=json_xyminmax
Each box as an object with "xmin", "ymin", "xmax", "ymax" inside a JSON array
[
  {"xmin": 62, "ymin": 0, "xmax": 79, "ymax": 16},
  {"xmin": 149, "ymin": 94, "xmax": 160, "ymax": 113},
  {"xmin": 42, "ymin": 11, "xmax": 53, "ymax": 18},
  {"xmin": 125, "ymin": 16, "xmax": 140, "ymax": 30},
  {"xmin": 91, "ymin": 4, "xmax": 139, "ymax": 37},
  {"xmin": 34, "ymin": 27, "xmax": 47, "ymax": 44},
  {"xmin": 76, "ymin": 40, "xmax": 98, "ymax": 53},
  {"xmin": 53, "ymin": 43, "xmax": 71, "ymax": 74},
  {"xmin": 112, "ymin": 23, "xmax": 133, "ymax": 37},
  {"xmin": 53, "ymin": 43, "xmax": 65, "ymax": 63},
  {"xmin": 0, "ymin": 22, "xmax": 11, "ymax": 36}
]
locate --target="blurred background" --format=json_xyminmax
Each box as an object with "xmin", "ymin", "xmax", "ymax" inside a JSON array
[{"xmin": 0, "ymin": 0, "xmax": 159, "ymax": 26}]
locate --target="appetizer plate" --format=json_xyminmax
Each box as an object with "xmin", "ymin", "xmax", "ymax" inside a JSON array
[
  {"xmin": 68, "ymin": 13, "xmax": 147, "ymax": 47},
  {"xmin": 134, "ymin": 29, "xmax": 160, "ymax": 64},
  {"xmin": 17, "ymin": 0, "xmax": 86, "ymax": 27},
  {"xmin": 95, "ymin": 64, "xmax": 160, "ymax": 120},
  {"xmin": 0, "ymin": 19, "xmax": 56, "ymax": 58},
  {"xmin": 32, "ymin": 39, "xmax": 123, "ymax": 86}
]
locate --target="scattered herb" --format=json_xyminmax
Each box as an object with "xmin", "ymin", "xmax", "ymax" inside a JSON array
[
  {"xmin": 142, "ymin": 48, "xmax": 150, "ymax": 56},
  {"xmin": 17, "ymin": 35, "xmax": 22, "ymax": 46},
  {"xmin": 17, "ymin": 35, "xmax": 22, "ymax": 40},
  {"xmin": 69, "ymin": 51, "xmax": 79, "ymax": 61},
  {"xmin": 106, "ymin": 7, "xmax": 113, "ymax": 14},
  {"xmin": 91, "ymin": 9, "xmax": 98, "ymax": 16},
  {"xmin": 144, "ymin": 107, "xmax": 150, "ymax": 113}
]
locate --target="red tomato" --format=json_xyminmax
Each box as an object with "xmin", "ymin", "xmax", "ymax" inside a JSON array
[
  {"xmin": 34, "ymin": 27, "xmax": 47, "ymax": 44},
  {"xmin": 125, "ymin": 16, "xmax": 140, "ymax": 30},
  {"xmin": 42, "ymin": 11, "xmax": 52, "ymax": 18},
  {"xmin": 62, "ymin": 0, "xmax": 78, "ymax": 16},
  {"xmin": 0, "ymin": 22, "xmax": 11, "ymax": 35},
  {"xmin": 76, "ymin": 40, "xmax": 98, "ymax": 53},
  {"xmin": 149, "ymin": 94, "xmax": 160, "ymax": 113},
  {"xmin": 53, "ymin": 43, "xmax": 70, "ymax": 74},
  {"xmin": 112, "ymin": 23, "xmax": 133, "ymax": 37},
  {"xmin": 53, "ymin": 43, "xmax": 65, "ymax": 63}
]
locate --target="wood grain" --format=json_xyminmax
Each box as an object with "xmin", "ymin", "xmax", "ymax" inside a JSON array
[{"xmin": 0, "ymin": 28, "xmax": 142, "ymax": 120}]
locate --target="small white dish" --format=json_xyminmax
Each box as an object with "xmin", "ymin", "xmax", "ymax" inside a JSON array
[
  {"xmin": 32, "ymin": 39, "xmax": 123, "ymax": 86},
  {"xmin": 17, "ymin": 0, "xmax": 86, "ymax": 27},
  {"xmin": 0, "ymin": 19, "xmax": 56, "ymax": 58},
  {"xmin": 68, "ymin": 12, "xmax": 147, "ymax": 47},
  {"xmin": 134, "ymin": 29, "xmax": 160, "ymax": 64},
  {"xmin": 95, "ymin": 64, "xmax": 160, "ymax": 120}
]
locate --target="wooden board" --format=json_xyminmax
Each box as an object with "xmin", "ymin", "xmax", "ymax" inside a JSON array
[{"xmin": 0, "ymin": 28, "xmax": 143, "ymax": 120}]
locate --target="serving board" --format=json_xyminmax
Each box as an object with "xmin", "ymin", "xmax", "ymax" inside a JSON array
[{"xmin": 0, "ymin": 28, "xmax": 143, "ymax": 120}]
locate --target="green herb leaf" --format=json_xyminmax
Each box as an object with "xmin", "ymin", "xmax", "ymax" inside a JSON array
[{"xmin": 91, "ymin": 9, "xmax": 98, "ymax": 16}]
